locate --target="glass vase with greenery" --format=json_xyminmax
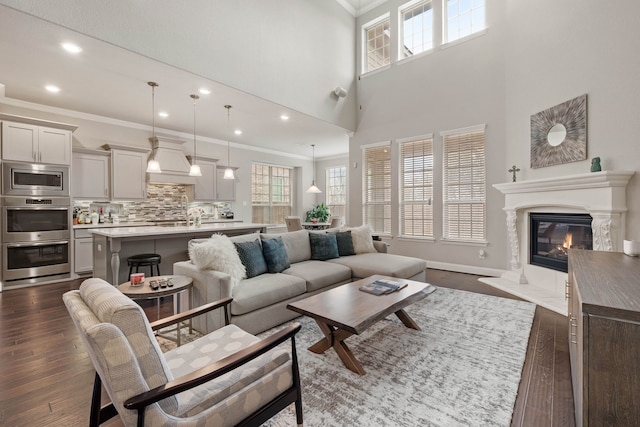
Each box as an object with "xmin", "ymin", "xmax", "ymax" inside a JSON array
[{"xmin": 305, "ymin": 203, "xmax": 330, "ymax": 223}]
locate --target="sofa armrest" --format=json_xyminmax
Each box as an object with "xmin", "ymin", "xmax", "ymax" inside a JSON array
[
  {"xmin": 373, "ymin": 240, "xmax": 388, "ymax": 253},
  {"xmin": 173, "ymin": 261, "xmax": 234, "ymax": 333}
]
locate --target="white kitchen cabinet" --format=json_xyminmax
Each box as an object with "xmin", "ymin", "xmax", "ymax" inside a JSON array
[
  {"xmin": 191, "ymin": 158, "xmax": 217, "ymax": 201},
  {"xmin": 1, "ymin": 120, "xmax": 72, "ymax": 165},
  {"xmin": 216, "ymin": 166, "xmax": 237, "ymax": 201},
  {"xmin": 74, "ymin": 228, "xmax": 94, "ymax": 274},
  {"xmin": 72, "ymin": 149, "xmax": 110, "ymax": 200},
  {"xmin": 104, "ymin": 144, "xmax": 149, "ymax": 200}
]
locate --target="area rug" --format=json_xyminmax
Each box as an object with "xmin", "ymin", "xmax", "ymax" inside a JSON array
[{"xmin": 159, "ymin": 287, "xmax": 536, "ymax": 426}]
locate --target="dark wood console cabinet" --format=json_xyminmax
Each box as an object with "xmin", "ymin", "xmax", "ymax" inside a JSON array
[{"xmin": 568, "ymin": 250, "xmax": 640, "ymax": 426}]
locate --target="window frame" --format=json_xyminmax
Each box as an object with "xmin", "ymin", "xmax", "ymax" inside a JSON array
[
  {"xmin": 362, "ymin": 13, "xmax": 391, "ymax": 75},
  {"xmin": 398, "ymin": 0, "xmax": 434, "ymax": 62},
  {"xmin": 251, "ymin": 163, "xmax": 292, "ymax": 226},
  {"xmin": 398, "ymin": 134, "xmax": 435, "ymax": 239},
  {"xmin": 362, "ymin": 142, "xmax": 392, "ymax": 235},
  {"xmin": 325, "ymin": 165, "xmax": 347, "ymax": 220},
  {"xmin": 442, "ymin": 0, "xmax": 486, "ymax": 46},
  {"xmin": 441, "ymin": 124, "xmax": 487, "ymax": 244}
]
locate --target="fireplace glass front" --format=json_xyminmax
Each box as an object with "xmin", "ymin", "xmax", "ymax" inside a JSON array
[{"xmin": 530, "ymin": 213, "xmax": 593, "ymax": 273}]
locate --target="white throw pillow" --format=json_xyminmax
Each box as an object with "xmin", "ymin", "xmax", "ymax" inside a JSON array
[
  {"xmin": 188, "ymin": 234, "xmax": 246, "ymax": 285},
  {"xmin": 348, "ymin": 224, "xmax": 377, "ymax": 254}
]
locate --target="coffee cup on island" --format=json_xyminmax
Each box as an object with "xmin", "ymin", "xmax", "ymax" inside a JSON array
[{"xmin": 623, "ymin": 240, "xmax": 640, "ymax": 256}]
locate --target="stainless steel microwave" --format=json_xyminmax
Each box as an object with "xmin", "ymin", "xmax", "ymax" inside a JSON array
[{"xmin": 2, "ymin": 162, "xmax": 69, "ymax": 196}]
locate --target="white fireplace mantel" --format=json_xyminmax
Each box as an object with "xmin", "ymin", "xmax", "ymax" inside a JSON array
[{"xmin": 482, "ymin": 170, "xmax": 635, "ymax": 315}]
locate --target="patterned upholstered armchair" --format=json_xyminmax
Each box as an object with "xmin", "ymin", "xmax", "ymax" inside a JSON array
[{"xmin": 63, "ymin": 278, "xmax": 302, "ymax": 427}]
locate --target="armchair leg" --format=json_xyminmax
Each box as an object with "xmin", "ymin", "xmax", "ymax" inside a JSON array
[
  {"xmin": 90, "ymin": 372, "xmax": 102, "ymax": 427},
  {"xmin": 291, "ymin": 336, "xmax": 304, "ymax": 426}
]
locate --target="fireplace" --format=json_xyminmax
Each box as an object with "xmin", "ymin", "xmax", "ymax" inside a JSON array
[{"xmin": 530, "ymin": 213, "xmax": 593, "ymax": 273}]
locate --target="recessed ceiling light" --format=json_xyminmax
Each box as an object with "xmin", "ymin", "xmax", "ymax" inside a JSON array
[
  {"xmin": 158, "ymin": 111, "xmax": 169, "ymax": 118},
  {"xmin": 198, "ymin": 88, "xmax": 211, "ymax": 95},
  {"xmin": 234, "ymin": 129, "xmax": 242, "ymax": 135},
  {"xmin": 61, "ymin": 42, "xmax": 82, "ymax": 54},
  {"xmin": 45, "ymin": 85, "xmax": 61, "ymax": 93},
  {"xmin": 280, "ymin": 114, "xmax": 290, "ymax": 121}
]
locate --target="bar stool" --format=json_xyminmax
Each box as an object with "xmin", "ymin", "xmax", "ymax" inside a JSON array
[{"xmin": 127, "ymin": 253, "xmax": 161, "ymax": 278}]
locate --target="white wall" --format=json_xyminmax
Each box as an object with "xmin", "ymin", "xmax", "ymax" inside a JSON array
[
  {"xmin": 505, "ymin": 0, "xmax": 640, "ymax": 240},
  {"xmin": 0, "ymin": 0, "xmax": 358, "ymax": 132},
  {"xmin": 351, "ymin": 0, "xmax": 509, "ymax": 271}
]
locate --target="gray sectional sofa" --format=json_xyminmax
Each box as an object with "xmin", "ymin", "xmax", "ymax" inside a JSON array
[{"xmin": 173, "ymin": 227, "xmax": 427, "ymax": 335}]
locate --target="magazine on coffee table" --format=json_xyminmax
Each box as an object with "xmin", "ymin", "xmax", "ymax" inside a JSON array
[{"xmin": 359, "ymin": 278, "xmax": 408, "ymax": 295}]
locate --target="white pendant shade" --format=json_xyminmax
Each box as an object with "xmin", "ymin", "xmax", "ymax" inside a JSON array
[
  {"xmin": 306, "ymin": 182, "xmax": 322, "ymax": 193},
  {"xmin": 223, "ymin": 167, "xmax": 235, "ymax": 180},
  {"xmin": 307, "ymin": 144, "xmax": 322, "ymax": 193},
  {"xmin": 189, "ymin": 164, "xmax": 202, "ymax": 176},
  {"xmin": 146, "ymin": 158, "xmax": 161, "ymax": 173}
]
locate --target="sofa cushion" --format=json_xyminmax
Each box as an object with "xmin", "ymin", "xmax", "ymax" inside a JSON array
[
  {"xmin": 234, "ymin": 240, "xmax": 268, "ymax": 278},
  {"xmin": 261, "ymin": 236, "xmax": 291, "ymax": 273},
  {"xmin": 309, "ymin": 232, "xmax": 339, "ymax": 261},
  {"xmin": 284, "ymin": 260, "xmax": 352, "ymax": 292},
  {"xmin": 188, "ymin": 234, "xmax": 246, "ymax": 285},
  {"xmin": 349, "ymin": 225, "xmax": 377, "ymax": 254},
  {"xmin": 231, "ymin": 273, "xmax": 306, "ymax": 316},
  {"xmin": 331, "ymin": 230, "xmax": 356, "ymax": 256},
  {"xmin": 327, "ymin": 253, "xmax": 426, "ymax": 279},
  {"xmin": 261, "ymin": 229, "xmax": 311, "ymax": 264}
]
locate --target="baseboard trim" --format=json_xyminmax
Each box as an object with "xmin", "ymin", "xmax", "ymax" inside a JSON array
[{"xmin": 427, "ymin": 261, "xmax": 505, "ymax": 278}]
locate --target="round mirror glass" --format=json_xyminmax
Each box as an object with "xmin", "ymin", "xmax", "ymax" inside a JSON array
[{"xmin": 547, "ymin": 123, "xmax": 567, "ymax": 147}]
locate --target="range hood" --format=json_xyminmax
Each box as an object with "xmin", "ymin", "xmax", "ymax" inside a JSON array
[{"xmin": 147, "ymin": 136, "xmax": 197, "ymax": 185}]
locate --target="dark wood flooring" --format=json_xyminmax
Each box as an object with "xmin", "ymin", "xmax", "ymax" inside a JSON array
[{"xmin": 0, "ymin": 271, "xmax": 575, "ymax": 426}]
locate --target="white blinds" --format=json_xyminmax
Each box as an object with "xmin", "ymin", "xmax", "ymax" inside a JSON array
[
  {"xmin": 442, "ymin": 128, "xmax": 486, "ymax": 241},
  {"xmin": 363, "ymin": 143, "xmax": 391, "ymax": 234},
  {"xmin": 400, "ymin": 137, "xmax": 434, "ymax": 237}
]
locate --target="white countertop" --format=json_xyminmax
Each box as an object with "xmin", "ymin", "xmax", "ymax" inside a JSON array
[
  {"xmin": 87, "ymin": 222, "xmax": 269, "ymax": 238},
  {"xmin": 74, "ymin": 222, "xmax": 153, "ymax": 229}
]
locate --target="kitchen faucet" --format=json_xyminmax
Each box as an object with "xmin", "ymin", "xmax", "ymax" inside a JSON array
[{"xmin": 181, "ymin": 194, "xmax": 189, "ymax": 226}]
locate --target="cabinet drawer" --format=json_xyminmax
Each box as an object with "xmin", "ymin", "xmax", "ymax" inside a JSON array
[{"xmin": 74, "ymin": 229, "xmax": 93, "ymax": 239}]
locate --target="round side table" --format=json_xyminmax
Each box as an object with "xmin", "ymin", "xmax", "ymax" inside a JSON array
[{"xmin": 118, "ymin": 275, "xmax": 193, "ymax": 346}]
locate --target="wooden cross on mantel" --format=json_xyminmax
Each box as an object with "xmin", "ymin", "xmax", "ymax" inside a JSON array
[{"xmin": 508, "ymin": 165, "xmax": 520, "ymax": 182}]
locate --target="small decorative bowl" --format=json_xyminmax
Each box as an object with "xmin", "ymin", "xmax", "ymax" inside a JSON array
[{"xmin": 623, "ymin": 240, "xmax": 640, "ymax": 256}]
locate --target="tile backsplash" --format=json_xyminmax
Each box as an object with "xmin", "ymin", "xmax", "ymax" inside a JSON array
[{"xmin": 73, "ymin": 183, "xmax": 231, "ymax": 223}]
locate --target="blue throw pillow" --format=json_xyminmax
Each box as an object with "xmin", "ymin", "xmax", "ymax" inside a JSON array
[
  {"xmin": 333, "ymin": 230, "xmax": 355, "ymax": 256},
  {"xmin": 234, "ymin": 240, "xmax": 267, "ymax": 278},
  {"xmin": 309, "ymin": 232, "xmax": 339, "ymax": 261},
  {"xmin": 262, "ymin": 236, "xmax": 291, "ymax": 273}
]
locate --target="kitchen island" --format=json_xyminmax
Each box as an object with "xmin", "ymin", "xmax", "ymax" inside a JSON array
[{"xmin": 90, "ymin": 222, "xmax": 269, "ymax": 285}]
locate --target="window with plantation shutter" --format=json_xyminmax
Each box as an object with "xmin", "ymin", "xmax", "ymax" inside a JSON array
[
  {"xmin": 251, "ymin": 163, "xmax": 292, "ymax": 226},
  {"xmin": 400, "ymin": 136, "xmax": 434, "ymax": 237},
  {"xmin": 363, "ymin": 143, "xmax": 391, "ymax": 234},
  {"xmin": 441, "ymin": 125, "xmax": 486, "ymax": 241},
  {"xmin": 326, "ymin": 166, "xmax": 347, "ymax": 219}
]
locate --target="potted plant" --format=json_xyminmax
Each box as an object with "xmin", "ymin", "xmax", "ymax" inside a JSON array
[{"xmin": 305, "ymin": 203, "xmax": 330, "ymax": 223}]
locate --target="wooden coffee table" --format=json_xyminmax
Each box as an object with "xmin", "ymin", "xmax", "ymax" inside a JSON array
[{"xmin": 287, "ymin": 274, "xmax": 435, "ymax": 375}]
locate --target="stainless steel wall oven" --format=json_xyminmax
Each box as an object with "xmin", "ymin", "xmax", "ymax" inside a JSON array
[{"xmin": 2, "ymin": 196, "xmax": 71, "ymax": 286}]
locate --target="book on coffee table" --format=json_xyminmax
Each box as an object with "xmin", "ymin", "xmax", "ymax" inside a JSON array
[{"xmin": 359, "ymin": 278, "xmax": 408, "ymax": 295}]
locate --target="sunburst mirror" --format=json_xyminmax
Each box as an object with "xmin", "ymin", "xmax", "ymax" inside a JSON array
[{"xmin": 530, "ymin": 94, "xmax": 587, "ymax": 168}]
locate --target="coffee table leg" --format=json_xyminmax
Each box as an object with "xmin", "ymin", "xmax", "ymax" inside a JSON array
[
  {"xmin": 395, "ymin": 308, "xmax": 421, "ymax": 330},
  {"xmin": 308, "ymin": 320, "xmax": 366, "ymax": 375}
]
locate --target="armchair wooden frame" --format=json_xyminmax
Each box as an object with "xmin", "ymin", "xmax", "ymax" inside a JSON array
[{"xmin": 89, "ymin": 297, "xmax": 303, "ymax": 427}]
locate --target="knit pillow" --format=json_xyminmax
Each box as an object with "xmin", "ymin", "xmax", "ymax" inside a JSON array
[
  {"xmin": 309, "ymin": 232, "xmax": 340, "ymax": 261},
  {"xmin": 261, "ymin": 236, "xmax": 291, "ymax": 273},
  {"xmin": 234, "ymin": 240, "xmax": 268, "ymax": 278}
]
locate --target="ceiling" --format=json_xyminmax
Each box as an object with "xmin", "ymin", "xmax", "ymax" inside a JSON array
[{"xmin": 0, "ymin": 4, "xmax": 384, "ymax": 159}]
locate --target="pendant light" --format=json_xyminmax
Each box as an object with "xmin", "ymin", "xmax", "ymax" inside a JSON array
[
  {"xmin": 223, "ymin": 105, "xmax": 235, "ymax": 180},
  {"xmin": 306, "ymin": 144, "xmax": 322, "ymax": 193},
  {"xmin": 188, "ymin": 94, "xmax": 202, "ymax": 176},
  {"xmin": 146, "ymin": 81, "xmax": 161, "ymax": 173}
]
